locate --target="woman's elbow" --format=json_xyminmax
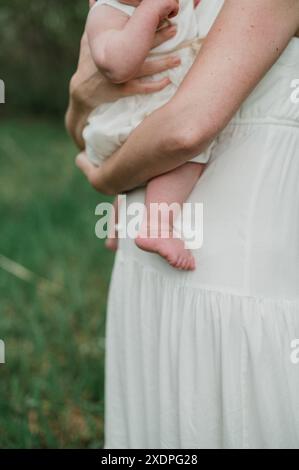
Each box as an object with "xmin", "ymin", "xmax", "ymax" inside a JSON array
[{"xmin": 164, "ymin": 121, "xmax": 217, "ymax": 157}]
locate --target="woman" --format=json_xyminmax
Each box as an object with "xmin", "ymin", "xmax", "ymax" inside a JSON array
[{"xmin": 67, "ymin": 0, "xmax": 299, "ymax": 448}]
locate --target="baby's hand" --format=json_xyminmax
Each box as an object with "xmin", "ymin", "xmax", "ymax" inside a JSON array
[{"xmin": 151, "ymin": 0, "xmax": 179, "ymax": 22}]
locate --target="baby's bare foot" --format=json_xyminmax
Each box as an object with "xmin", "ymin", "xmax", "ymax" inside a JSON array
[
  {"xmin": 135, "ymin": 227, "xmax": 195, "ymax": 271},
  {"xmin": 105, "ymin": 237, "xmax": 118, "ymax": 252}
]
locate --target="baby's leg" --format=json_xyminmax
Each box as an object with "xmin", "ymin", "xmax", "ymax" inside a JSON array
[
  {"xmin": 136, "ymin": 163, "xmax": 204, "ymax": 271},
  {"xmin": 105, "ymin": 196, "xmax": 119, "ymax": 252}
]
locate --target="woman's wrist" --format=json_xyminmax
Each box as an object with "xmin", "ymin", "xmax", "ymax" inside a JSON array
[
  {"xmin": 66, "ymin": 93, "xmax": 91, "ymax": 150},
  {"xmin": 66, "ymin": 66, "xmax": 99, "ymax": 149}
]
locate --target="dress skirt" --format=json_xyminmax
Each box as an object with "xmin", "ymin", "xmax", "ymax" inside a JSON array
[{"xmin": 104, "ymin": 38, "xmax": 299, "ymax": 449}]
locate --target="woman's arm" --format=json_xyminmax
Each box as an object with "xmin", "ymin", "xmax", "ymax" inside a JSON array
[{"xmin": 77, "ymin": 0, "xmax": 299, "ymax": 194}]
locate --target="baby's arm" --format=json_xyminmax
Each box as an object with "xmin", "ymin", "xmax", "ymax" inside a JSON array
[{"xmin": 86, "ymin": 0, "xmax": 179, "ymax": 83}]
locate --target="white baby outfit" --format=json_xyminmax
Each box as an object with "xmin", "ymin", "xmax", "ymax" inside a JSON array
[{"xmin": 83, "ymin": 0, "xmax": 211, "ymax": 165}]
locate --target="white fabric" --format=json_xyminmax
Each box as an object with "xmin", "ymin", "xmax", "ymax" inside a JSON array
[
  {"xmin": 196, "ymin": 0, "xmax": 224, "ymax": 37},
  {"xmin": 104, "ymin": 0, "xmax": 299, "ymax": 449},
  {"xmin": 84, "ymin": 0, "xmax": 210, "ymax": 165},
  {"xmin": 92, "ymin": 0, "xmax": 135, "ymax": 16}
]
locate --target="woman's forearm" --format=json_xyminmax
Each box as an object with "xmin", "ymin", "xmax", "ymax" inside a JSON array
[
  {"xmin": 97, "ymin": 101, "xmax": 213, "ymax": 194},
  {"xmin": 94, "ymin": 0, "xmax": 299, "ymax": 194}
]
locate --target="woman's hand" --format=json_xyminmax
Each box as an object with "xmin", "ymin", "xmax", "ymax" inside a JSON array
[{"xmin": 66, "ymin": 0, "xmax": 180, "ymax": 149}]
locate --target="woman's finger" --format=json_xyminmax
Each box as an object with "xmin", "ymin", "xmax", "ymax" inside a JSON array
[
  {"xmin": 153, "ymin": 24, "xmax": 177, "ymax": 48},
  {"xmin": 89, "ymin": 0, "xmax": 96, "ymax": 7},
  {"xmin": 122, "ymin": 77, "xmax": 171, "ymax": 96},
  {"xmin": 136, "ymin": 55, "xmax": 181, "ymax": 78},
  {"xmin": 76, "ymin": 152, "xmax": 98, "ymax": 185}
]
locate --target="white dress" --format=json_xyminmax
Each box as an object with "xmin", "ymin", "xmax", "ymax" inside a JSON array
[
  {"xmin": 83, "ymin": 0, "xmax": 211, "ymax": 165},
  {"xmin": 105, "ymin": 0, "xmax": 299, "ymax": 449}
]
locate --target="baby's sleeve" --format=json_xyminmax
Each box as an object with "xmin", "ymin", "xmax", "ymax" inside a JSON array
[{"xmin": 92, "ymin": 0, "xmax": 135, "ymax": 16}]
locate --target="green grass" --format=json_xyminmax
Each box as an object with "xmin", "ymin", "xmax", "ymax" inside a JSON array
[{"xmin": 0, "ymin": 117, "xmax": 114, "ymax": 448}]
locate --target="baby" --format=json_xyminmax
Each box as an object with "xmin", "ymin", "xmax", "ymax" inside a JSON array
[{"xmin": 83, "ymin": 0, "xmax": 211, "ymax": 271}]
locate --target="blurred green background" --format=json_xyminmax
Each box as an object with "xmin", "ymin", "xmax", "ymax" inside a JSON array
[{"xmin": 0, "ymin": 0, "xmax": 114, "ymax": 448}]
